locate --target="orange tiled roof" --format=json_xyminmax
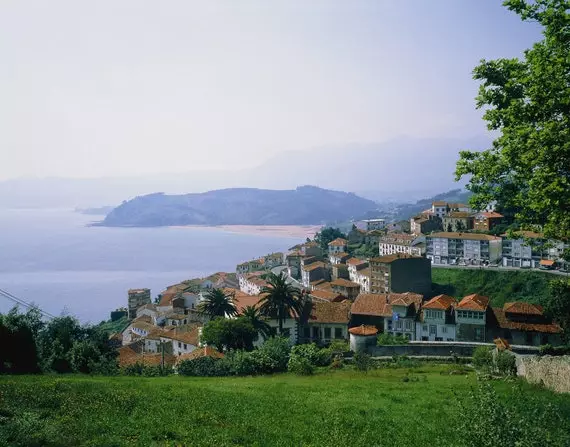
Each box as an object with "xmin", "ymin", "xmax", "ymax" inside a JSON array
[
  {"xmin": 429, "ymin": 232, "xmax": 501, "ymax": 241},
  {"xmin": 162, "ymin": 326, "xmax": 201, "ymax": 345},
  {"xmin": 489, "ymin": 307, "xmax": 561, "ymax": 334},
  {"xmin": 331, "ymin": 252, "xmax": 350, "ymax": 259},
  {"xmin": 423, "ymin": 294, "xmax": 457, "ymax": 310},
  {"xmin": 118, "ymin": 344, "xmax": 176, "ymax": 368},
  {"xmin": 302, "ymin": 261, "xmax": 327, "ymax": 272},
  {"xmin": 312, "ymin": 281, "xmax": 333, "ymax": 292},
  {"xmin": 309, "ymin": 289, "xmax": 346, "ymax": 302},
  {"xmin": 328, "ymin": 238, "xmax": 348, "ymax": 246},
  {"xmin": 351, "ymin": 293, "xmax": 423, "ymax": 317},
  {"xmin": 540, "ymin": 259, "xmax": 555, "ymax": 266},
  {"xmin": 446, "ymin": 211, "xmax": 472, "ymax": 218},
  {"xmin": 456, "ymin": 294, "xmax": 489, "ymax": 311},
  {"xmin": 330, "ymin": 278, "xmax": 360, "ymax": 288},
  {"xmin": 308, "ymin": 300, "xmax": 351, "ymax": 324},
  {"xmin": 503, "ymin": 302, "xmax": 544, "ymax": 315},
  {"xmin": 347, "ymin": 258, "xmax": 366, "ymax": 266},
  {"xmin": 369, "ymin": 253, "xmax": 418, "ymax": 263},
  {"xmin": 349, "ymin": 325, "xmax": 378, "ymax": 336},
  {"xmin": 477, "ymin": 211, "xmax": 504, "ymax": 218},
  {"xmin": 176, "ymin": 346, "xmax": 224, "ymax": 364},
  {"xmin": 432, "ymin": 201, "xmax": 447, "ymax": 206},
  {"xmin": 233, "ymin": 294, "xmax": 264, "ymax": 314}
]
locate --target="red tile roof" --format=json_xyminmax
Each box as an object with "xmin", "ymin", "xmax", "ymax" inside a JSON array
[
  {"xmin": 347, "ymin": 258, "xmax": 366, "ymax": 266},
  {"xmin": 302, "ymin": 261, "xmax": 327, "ymax": 272},
  {"xmin": 456, "ymin": 294, "xmax": 490, "ymax": 311},
  {"xmin": 176, "ymin": 346, "xmax": 224, "ymax": 364},
  {"xmin": 351, "ymin": 293, "xmax": 423, "ymax": 317},
  {"xmin": 503, "ymin": 302, "xmax": 544, "ymax": 316},
  {"xmin": 328, "ymin": 238, "xmax": 348, "ymax": 246},
  {"xmin": 489, "ymin": 307, "xmax": 562, "ymax": 334},
  {"xmin": 429, "ymin": 232, "xmax": 501, "ymax": 241},
  {"xmin": 423, "ymin": 294, "xmax": 457, "ymax": 310},
  {"xmin": 349, "ymin": 325, "xmax": 378, "ymax": 336},
  {"xmin": 309, "ymin": 289, "xmax": 346, "ymax": 302},
  {"xmin": 540, "ymin": 259, "xmax": 555, "ymax": 266},
  {"xmin": 446, "ymin": 211, "xmax": 472, "ymax": 218},
  {"xmin": 162, "ymin": 325, "xmax": 201, "ymax": 345},
  {"xmin": 118, "ymin": 344, "xmax": 176, "ymax": 368},
  {"xmin": 432, "ymin": 201, "xmax": 447, "ymax": 206},
  {"xmin": 330, "ymin": 278, "xmax": 360, "ymax": 288},
  {"xmin": 477, "ymin": 212, "xmax": 504, "ymax": 218},
  {"xmin": 308, "ymin": 300, "xmax": 351, "ymax": 324},
  {"xmin": 232, "ymin": 294, "xmax": 264, "ymax": 314}
]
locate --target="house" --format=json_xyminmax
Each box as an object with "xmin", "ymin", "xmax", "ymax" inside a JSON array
[
  {"xmin": 347, "ymin": 258, "xmax": 369, "ymax": 280},
  {"xmin": 263, "ymin": 252, "xmax": 284, "ymax": 268},
  {"xmin": 128, "ymin": 288, "xmax": 151, "ymax": 319},
  {"xmin": 136, "ymin": 303, "xmax": 158, "ymax": 322},
  {"xmin": 164, "ymin": 312, "xmax": 190, "ymax": 327},
  {"xmin": 161, "ymin": 325, "xmax": 201, "ymax": 357},
  {"xmin": 301, "ymin": 262, "xmax": 328, "ymax": 288},
  {"xmin": 473, "ymin": 211, "xmax": 504, "ymax": 231},
  {"xmin": 410, "ymin": 214, "xmax": 442, "ymax": 236},
  {"xmin": 487, "ymin": 302, "xmax": 562, "ymax": 346},
  {"xmin": 501, "ymin": 231, "xmax": 544, "ymax": 268},
  {"xmin": 443, "ymin": 212, "xmax": 474, "ymax": 232},
  {"xmin": 455, "ymin": 294, "xmax": 489, "ymax": 342},
  {"xmin": 378, "ymin": 233, "xmax": 425, "ymax": 257},
  {"xmin": 364, "ymin": 230, "xmax": 385, "ymax": 247},
  {"xmin": 329, "ymin": 251, "xmax": 350, "ymax": 265},
  {"xmin": 362, "ymin": 219, "xmax": 386, "ymax": 231},
  {"xmin": 239, "ymin": 273, "xmax": 269, "ymax": 295},
  {"xmin": 299, "ymin": 300, "xmax": 351, "ymax": 344},
  {"xmin": 292, "ymin": 241, "xmax": 323, "ymax": 257},
  {"xmin": 350, "ymin": 292, "xmax": 423, "ymax": 340},
  {"xmin": 353, "ymin": 267, "xmax": 371, "ymax": 293},
  {"xmin": 416, "ymin": 294, "xmax": 457, "ymax": 341},
  {"xmin": 431, "ymin": 201, "xmax": 449, "ymax": 218},
  {"xmin": 331, "ymin": 264, "xmax": 350, "ymax": 281},
  {"xmin": 329, "ymin": 278, "xmax": 361, "ymax": 300},
  {"xmin": 448, "ymin": 203, "xmax": 473, "ymax": 213},
  {"xmin": 309, "ymin": 289, "xmax": 347, "ymax": 303},
  {"xmin": 236, "ymin": 259, "xmax": 263, "ymax": 275},
  {"xmin": 426, "ymin": 232, "xmax": 503, "ymax": 266},
  {"xmin": 348, "ymin": 227, "xmax": 367, "ymax": 244},
  {"xmin": 369, "ymin": 254, "xmax": 432, "ymax": 296},
  {"xmin": 118, "ymin": 342, "xmax": 176, "ymax": 369},
  {"xmin": 328, "ymin": 238, "xmax": 348, "ymax": 254},
  {"xmin": 286, "ymin": 250, "xmax": 303, "ymax": 279}
]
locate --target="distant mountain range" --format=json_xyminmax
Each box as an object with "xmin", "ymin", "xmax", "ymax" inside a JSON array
[
  {"xmin": 98, "ymin": 186, "xmax": 379, "ymax": 227},
  {"xmin": 0, "ymin": 135, "xmax": 491, "ymax": 209}
]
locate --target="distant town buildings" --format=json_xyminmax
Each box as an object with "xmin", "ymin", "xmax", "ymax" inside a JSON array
[
  {"xmin": 369, "ymin": 254, "xmax": 431, "ymax": 296},
  {"xmin": 378, "ymin": 233, "xmax": 425, "ymax": 257},
  {"xmin": 127, "ymin": 288, "xmax": 151, "ymax": 319},
  {"xmin": 362, "ymin": 218, "xmax": 386, "ymax": 231},
  {"xmin": 426, "ymin": 232, "xmax": 503, "ymax": 266}
]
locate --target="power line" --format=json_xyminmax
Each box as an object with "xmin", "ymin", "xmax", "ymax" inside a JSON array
[{"xmin": 0, "ymin": 287, "xmax": 56, "ymax": 319}]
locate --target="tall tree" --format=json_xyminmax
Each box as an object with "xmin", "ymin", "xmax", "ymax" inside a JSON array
[
  {"xmin": 314, "ymin": 227, "xmax": 347, "ymax": 252},
  {"xmin": 259, "ymin": 272, "xmax": 305, "ymax": 335},
  {"xmin": 546, "ymin": 279, "xmax": 570, "ymax": 343},
  {"xmin": 455, "ymin": 0, "xmax": 570, "ymax": 240},
  {"xmin": 201, "ymin": 317, "xmax": 257, "ymax": 352},
  {"xmin": 241, "ymin": 305, "xmax": 275, "ymax": 340},
  {"xmin": 198, "ymin": 288, "xmax": 237, "ymax": 319}
]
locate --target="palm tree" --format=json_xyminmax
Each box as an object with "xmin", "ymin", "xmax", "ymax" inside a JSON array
[
  {"xmin": 198, "ymin": 288, "xmax": 237, "ymax": 319},
  {"xmin": 259, "ymin": 272, "xmax": 305, "ymax": 335},
  {"xmin": 241, "ymin": 305, "xmax": 275, "ymax": 340}
]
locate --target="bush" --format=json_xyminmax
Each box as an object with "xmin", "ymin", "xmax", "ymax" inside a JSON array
[
  {"xmin": 252, "ymin": 336, "xmax": 291, "ymax": 373},
  {"xmin": 122, "ymin": 363, "xmax": 168, "ymax": 377},
  {"xmin": 226, "ymin": 350, "xmax": 258, "ymax": 376},
  {"xmin": 472, "ymin": 346, "xmax": 494, "ymax": 371},
  {"xmin": 178, "ymin": 357, "xmax": 225, "ymax": 377},
  {"xmin": 377, "ymin": 333, "xmax": 409, "ymax": 345},
  {"xmin": 330, "ymin": 354, "xmax": 344, "ymax": 369},
  {"xmin": 495, "ymin": 351, "xmax": 517, "ymax": 376},
  {"xmin": 328, "ymin": 340, "xmax": 350, "ymax": 355},
  {"xmin": 353, "ymin": 352, "xmax": 373, "ymax": 372},
  {"xmin": 287, "ymin": 355, "xmax": 314, "ymax": 375},
  {"xmin": 539, "ymin": 344, "xmax": 570, "ymax": 356}
]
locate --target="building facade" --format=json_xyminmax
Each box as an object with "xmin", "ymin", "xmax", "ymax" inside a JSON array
[
  {"xmin": 378, "ymin": 233, "xmax": 425, "ymax": 257},
  {"xmin": 128, "ymin": 288, "xmax": 151, "ymax": 319},
  {"xmin": 426, "ymin": 232, "xmax": 502, "ymax": 265},
  {"xmin": 369, "ymin": 254, "xmax": 431, "ymax": 296}
]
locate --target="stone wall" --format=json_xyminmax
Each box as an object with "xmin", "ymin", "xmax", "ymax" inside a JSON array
[
  {"xmin": 518, "ymin": 355, "xmax": 570, "ymax": 393},
  {"xmin": 368, "ymin": 342, "xmax": 538, "ymax": 358}
]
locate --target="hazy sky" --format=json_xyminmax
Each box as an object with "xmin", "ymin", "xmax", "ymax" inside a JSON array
[{"xmin": 0, "ymin": 0, "xmax": 541, "ymax": 180}]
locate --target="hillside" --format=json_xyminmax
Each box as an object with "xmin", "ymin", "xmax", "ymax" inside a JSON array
[
  {"xmin": 99, "ymin": 186, "xmax": 378, "ymax": 227},
  {"xmin": 2, "ymin": 367, "xmax": 569, "ymax": 446},
  {"xmin": 431, "ymin": 268, "xmax": 555, "ymax": 306},
  {"xmin": 390, "ymin": 188, "xmax": 473, "ymax": 221}
]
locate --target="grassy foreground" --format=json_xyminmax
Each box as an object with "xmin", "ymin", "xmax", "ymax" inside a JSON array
[
  {"xmin": 1, "ymin": 366, "xmax": 570, "ymax": 446},
  {"xmin": 431, "ymin": 268, "xmax": 555, "ymax": 306}
]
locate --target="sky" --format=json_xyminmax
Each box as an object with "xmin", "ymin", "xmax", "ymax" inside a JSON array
[{"xmin": 0, "ymin": 0, "xmax": 542, "ymax": 180}]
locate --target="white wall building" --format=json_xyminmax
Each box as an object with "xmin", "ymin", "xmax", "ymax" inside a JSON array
[
  {"xmin": 362, "ymin": 219, "xmax": 386, "ymax": 231},
  {"xmin": 426, "ymin": 232, "xmax": 502, "ymax": 265},
  {"xmin": 378, "ymin": 233, "xmax": 425, "ymax": 257}
]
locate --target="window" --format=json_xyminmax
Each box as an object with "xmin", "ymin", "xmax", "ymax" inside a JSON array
[
  {"xmin": 396, "ymin": 320, "xmax": 402, "ymax": 330},
  {"xmin": 304, "ymin": 327, "xmax": 310, "ymax": 339},
  {"xmin": 184, "ymin": 344, "xmax": 187, "ymax": 350},
  {"xmin": 404, "ymin": 320, "xmax": 412, "ymax": 331},
  {"xmin": 335, "ymin": 327, "xmax": 343, "ymax": 339},
  {"xmin": 178, "ymin": 342, "xmax": 181, "ymax": 348},
  {"xmin": 474, "ymin": 327, "xmax": 483, "ymax": 341},
  {"xmin": 435, "ymin": 337, "xmax": 443, "ymax": 341},
  {"xmin": 324, "ymin": 327, "xmax": 331, "ymax": 339},
  {"xmin": 442, "ymin": 326, "xmax": 447, "ymax": 334},
  {"xmin": 429, "ymin": 325, "xmax": 437, "ymax": 335},
  {"xmin": 313, "ymin": 327, "xmax": 319, "ymax": 338},
  {"xmin": 387, "ymin": 320, "xmax": 393, "ymax": 330},
  {"xmin": 422, "ymin": 325, "xmax": 428, "ymax": 332}
]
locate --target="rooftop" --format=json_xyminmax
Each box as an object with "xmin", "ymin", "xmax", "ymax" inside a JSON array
[
  {"xmin": 456, "ymin": 294, "xmax": 490, "ymax": 311},
  {"xmin": 503, "ymin": 302, "xmax": 544, "ymax": 315},
  {"xmin": 369, "ymin": 253, "xmax": 419, "ymax": 263},
  {"xmin": 176, "ymin": 346, "xmax": 224, "ymax": 364},
  {"xmin": 423, "ymin": 294, "xmax": 457, "ymax": 310},
  {"xmin": 475, "ymin": 211, "xmax": 504, "ymax": 219},
  {"xmin": 328, "ymin": 238, "xmax": 348, "ymax": 246},
  {"xmin": 489, "ymin": 307, "xmax": 561, "ymax": 334},
  {"xmin": 302, "ymin": 261, "xmax": 327, "ymax": 272},
  {"xmin": 330, "ymin": 278, "xmax": 360, "ymax": 288},
  {"xmin": 307, "ymin": 300, "xmax": 351, "ymax": 324},
  {"xmin": 429, "ymin": 232, "xmax": 501, "ymax": 241},
  {"xmin": 446, "ymin": 211, "xmax": 472, "ymax": 219},
  {"xmin": 346, "ymin": 258, "xmax": 367, "ymax": 266},
  {"xmin": 309, "ymin": 289, "xmax": 346, "ymax": 302},
  {"xmin": 351, "ymin": 292, "xmax": 423, "ymax": 317},
  {"xmin": 349, "ymin": 325, "xmax": 378, "ymax": 336}
]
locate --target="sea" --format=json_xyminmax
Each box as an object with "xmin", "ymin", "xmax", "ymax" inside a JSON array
[{"xmin": 0, "ymin": 208, "xmax": 300, "ymax": 323}]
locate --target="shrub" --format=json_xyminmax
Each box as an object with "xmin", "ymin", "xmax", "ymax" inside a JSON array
[
  {"xmin": 252, "ymin": 336, "xmax": 291, "ymax": 373},
  {"xmin": 377, "ymin": 333, "xmax": 409, "ymax": 345},
  {"xmin": 330, "ymin": 354, "xmax": 344, "ymax": 369},
  {"xmin": 353, "ymin": 352, "xmax": 373, "ymax": 372},
  {"xmin": 122, "ymin": 363, "xmax": 168, "ymax": 377},
  {"xmin": 472, "ymin": 346, "xmax": 494, "ymax": 371},
  {"xmin": 539, "ymin": 344, "xmax": 570, "ymax": 356},
  {"xmin": 287, "ymin": 355, "xmax": 314, "ymax": 375},
  {"xmin": 328, "ymin": 339, "xmax": 350, "ymax": 355},
  {"xmin": 178, "ymin": 357, "xmax": 224, "ymax": 377},
  {"xmin": 495, "ymin": 351, "xmax": 517, "ymax": 376},
  {"xmin": 226, "ymin": 350, "xmax": 258, "ymax": 376}
]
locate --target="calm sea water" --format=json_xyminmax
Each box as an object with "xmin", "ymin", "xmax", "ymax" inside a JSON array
[{"xmin": 0, "ymin": 209, "xmax": 299, "ymax": 322}]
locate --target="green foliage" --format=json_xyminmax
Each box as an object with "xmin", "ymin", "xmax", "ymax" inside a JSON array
[
  {"xmin": 353, "ymin": 352, "xmax": 373, "ymax": 372},
  {"xmin": 431, "ymin": 268, "xmax": 554, "ymax": 306},
  {"xmin": 259, "ymin": 272, "xmax": 305, "ymax": 334},
  {"xmin": 472, "ymin": 346, "xmax": 494, "ymax": 371},
  {"xmin": 287, "ymin": 354, "xmax": 315, "ymax": 375},
  {"xmin": 240, "ymin": 305, "xmax": 275, "ymax": 340},
  {"xmin": 225, "ymin": 350, "xmax": 259, "ymax": 376},
  {"xmin": 1, "ymin": 367, "xmax": 570, "ymax": 446},
  {"xmin": 545, "ymin": 279, "xmax": 570, "ymax": 342},
  {"xmin": 96, "ymin": 316, "xmax": 130, "ymax": 335},
  {"xmin": 455, "ymin": 0, "xmax": 570, "ymax": 240},
  {"xmin": 122, "ymin": 363, "xmax": 168, "ymax": 377},
  {"xmin": 198, "ymin": 288, "xmax": 237, "ymax": 319},
  {"xmin": 289, "ymin": 343, "xmax": 333, "ymax": 367},
  {"xmin": 178, "ymin": 357, "xmax": 227, "ymax": 377},
  {"xmin": 352, "ymin": 243, "xmax": 378, "ymax": 258},
  {"xmin": 314, "ymin": 227, "xmax": 347, "ymax": 252},
  {"xmin": 377, "ymin": 333, "xmax": 410, "ymax": 345},
  {"xmin": 456, "ymin": 380, "xmax": 570, "ymax": 447},
  {"xmin": 327, "ymin": 339, "xmax": 350, "ymax": 355},
  {"xmin": 0, "ymin": 307, "xmax": 43, "ymax": 374},
  {"xmin": 251, "ymin": 336, "xmax": 291, "ymax": 373},
  {"xmin": 539, "ymin": 344, "xmax": 570, "ymax": 356},
  {"xmin": 200, "ymin": 317, "xmax": 257, "ymax": 352},
  {"xmin": 495, "ymin": 351, "xmax": 517, "ymax": 376}
]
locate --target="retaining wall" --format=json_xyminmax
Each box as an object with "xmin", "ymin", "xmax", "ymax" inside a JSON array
[
  {"xmin": 518, "ymin": 355, "xmax": 570, "ymax": 393},
  {"xmin": 368, "ymin": 342, "xmax": 539, "ymax": 358}
]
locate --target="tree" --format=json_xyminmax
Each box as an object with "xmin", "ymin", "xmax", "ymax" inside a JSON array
[
  {"xmin": 198, "ymin": 288, "xmax": 237, "ymax": 319},
  {"xmin": 241, "ymin": 305, "xmax": 275, "ymax": 340},
  {"xmin": 38, "ymin": 316, "xmax": 84, "ymax": 373},
  {"xmin": 259, "ymin": 272, "xmax": 305, "ymax": 335},
  {"xmin": 314, "ymin": 227, "xmax": 347, "ymax": 252},
  {"xmin": 545, "ymin": 279, "xmax": 570, "ymax": 342},
  {"xmin": 0, "ymin": 306, "xmax": 43, "ymax": 374},
  {"xmin": 201, "ymin": 317, "xmax": 257, "ymax": 352},
  {"xmin": 455, "ymin": 0, "xmax": 570, "ymax": 240}
]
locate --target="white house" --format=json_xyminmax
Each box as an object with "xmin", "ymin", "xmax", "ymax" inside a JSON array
[
  {"xmin": 415, "ymin": 294, "xmax": 457, "ymax": 341},
  {"xmin": 329, "ymin": 252, "xmax": 350, "ymax": 265},
  {"xmin": 378, "ymin": 233, "xmax": 425, "ymax": 257},
  {"xmin": 238, "ymin": 273, "xmax": 269, "ymax": 296},
  {"xmin": 328, "ymin": 238, "xmax": 348, "ymax": 255},
  {"xmin": 426, "ymin": 232, "xmax": 502, "ymax": 266},
  {"xmin": 362, "ymin": 219, "xmax": 386, "ymax": 231},
  {"xmin": 161, "ymin": 326, "xmax": 201, "ymax": 357}
]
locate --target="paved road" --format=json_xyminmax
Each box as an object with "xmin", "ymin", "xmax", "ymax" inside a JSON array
[
  {"xmin": 432, "ymin": 264, "xmax": 569, "ymax": 276},
  {"xmin": 271, "ymin": 265, "xmax": 303, "ymax": 289}
]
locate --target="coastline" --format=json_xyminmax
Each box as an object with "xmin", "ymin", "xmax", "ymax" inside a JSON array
[{"xmin": 172, "ymin": 224, "xmax": 322, "ymax": 239}]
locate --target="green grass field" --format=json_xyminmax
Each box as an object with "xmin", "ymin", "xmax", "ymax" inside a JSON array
[
  {"xmin": 431, "ymin": 268, "xmax": 556, "ymax": 306},
  {"xmin": 2, "ymin": 366, "xmax": 570, "ymax": 446}
]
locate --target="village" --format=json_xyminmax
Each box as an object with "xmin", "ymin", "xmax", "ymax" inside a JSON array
[{"xmin": 115, "ymin": 199, "xmax": 568, "ymax": 370}]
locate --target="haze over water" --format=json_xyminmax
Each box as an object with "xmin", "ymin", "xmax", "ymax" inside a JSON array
[{"xmin": 0, "ymin": 209, "xmax": 299, "ymax": 322}]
